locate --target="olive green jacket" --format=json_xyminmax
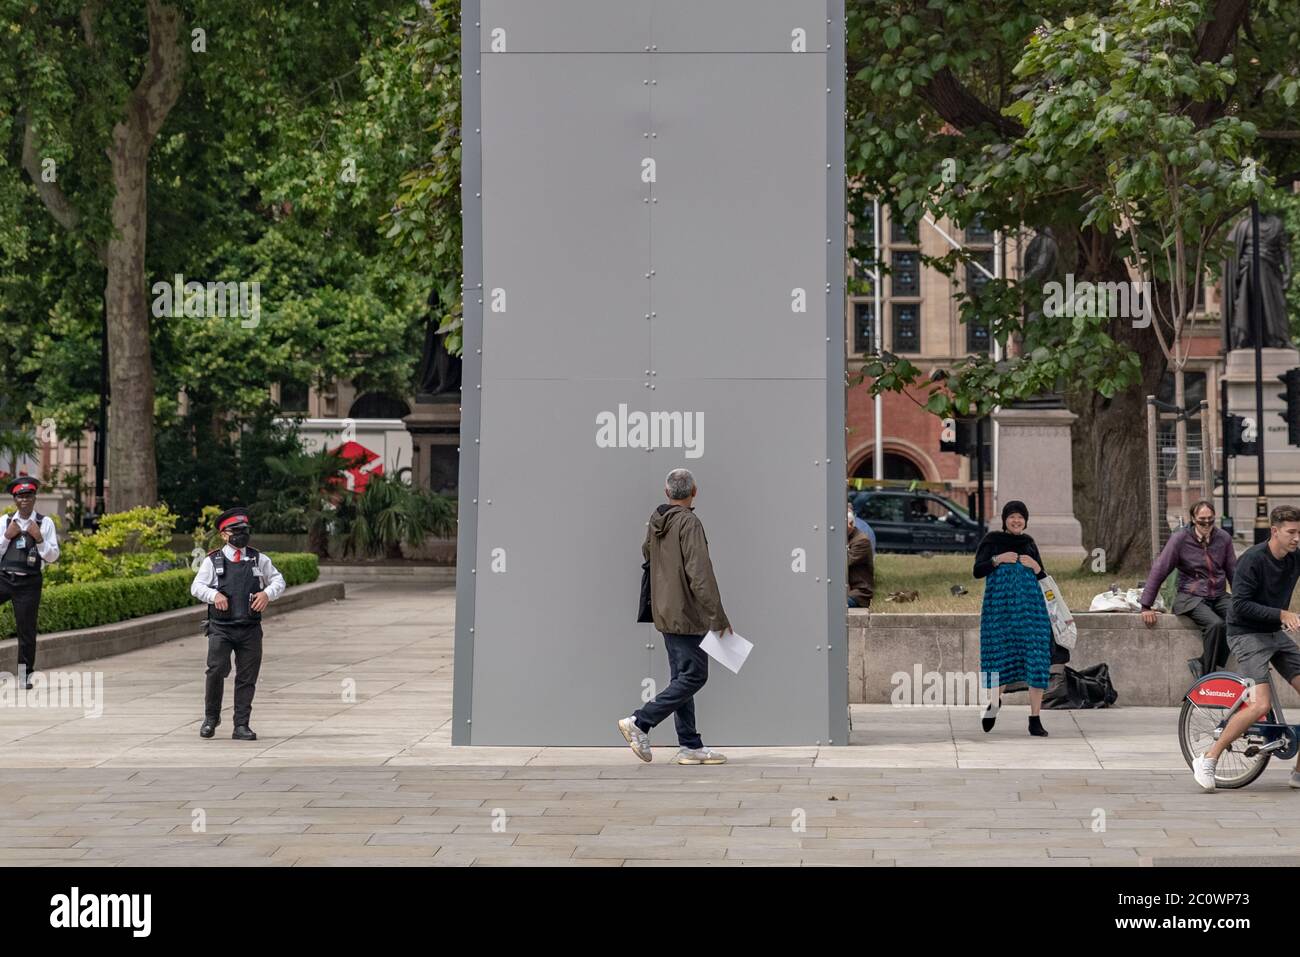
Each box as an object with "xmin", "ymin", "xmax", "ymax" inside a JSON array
[{"xmin": 641, "ymin": 504, "xmax": 730, "ymax": 635}]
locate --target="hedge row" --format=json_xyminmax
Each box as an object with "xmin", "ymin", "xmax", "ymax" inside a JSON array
[{"xmin": 0, "ymin": 553, "xmax": 319, "ymax": 639}]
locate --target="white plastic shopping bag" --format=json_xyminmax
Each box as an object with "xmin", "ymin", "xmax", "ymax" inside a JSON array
[{"xmin": 1039, "ymin": 575, "xmax": 1077, "ymax": 649}]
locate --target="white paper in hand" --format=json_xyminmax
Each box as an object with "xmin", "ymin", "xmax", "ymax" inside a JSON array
[{"xmin": 700, "ymin": 630, "xmax": 753, "ymax": 675}]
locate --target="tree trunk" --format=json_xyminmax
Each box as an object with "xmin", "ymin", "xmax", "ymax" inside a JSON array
[
  {"xmin": 308, "ymin": 519, "xmax": 330, "ymax": 559},
  {"xmin": 1065, "ymin": 236, "xmax": 1169, "ymax": 574},
  {"xmin": 105, "ymin": 136, "xmax": 159, "ymax": 510},
  {"xmin": 101, "ymin": 0, "xmax": 186, "ymax": 511},
  {"xmin": 1175, "ymin": 363, "xmax": 1190, "ymax": 516}
]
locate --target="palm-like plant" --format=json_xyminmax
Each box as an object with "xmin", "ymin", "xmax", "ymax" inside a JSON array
[
  {"xmin": 251, "ymin": 447, "xmax": 354, "ymax": 555},
  {"xmin": 0, "ymin": 429, "xmax": 37, "ymax": 476},
  {"xmin": 338, "ymin": 471, "xmax": 456, "ymax": 560}
]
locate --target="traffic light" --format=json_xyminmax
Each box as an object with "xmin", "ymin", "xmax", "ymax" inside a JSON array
[
  {"xmin": 1278, "ymin": 368, "xmax": 1300, "ymax": 447},
  {"xmin": 1225, "ymin": 414, "xmax": 1257, "ymax": 457}
]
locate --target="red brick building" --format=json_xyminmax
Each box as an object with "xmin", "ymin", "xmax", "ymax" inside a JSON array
[{"xmin": 845, "ymin": 205, "xmax": 1227, "ymax": 523}]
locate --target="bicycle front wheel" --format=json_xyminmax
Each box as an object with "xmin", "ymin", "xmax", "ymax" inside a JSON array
[{"xmin": 1179, "ymin": 675, "xmax": 1270, "ymax": 789}]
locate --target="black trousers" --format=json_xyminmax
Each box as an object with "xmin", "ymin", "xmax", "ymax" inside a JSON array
[
  {"xmin": 1183, "ymin": 594, "xmax": 1231, "ymax": 674},
  {"xmin": 204, "ymin": 622, "xmax": 263, "ymax": 725},
  {"xmin": 0, "ymin": 573, "xmax": 42, "ymax": 675}
]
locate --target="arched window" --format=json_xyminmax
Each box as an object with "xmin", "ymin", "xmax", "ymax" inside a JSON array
[{"xmin": 853, "ymin": 452, "xmax": 924, "ymax": 482}]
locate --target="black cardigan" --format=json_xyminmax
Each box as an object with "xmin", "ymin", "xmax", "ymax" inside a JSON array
[{"xmin": 973, "ymin": 531, "xmax": 1047, "ymax": 581}]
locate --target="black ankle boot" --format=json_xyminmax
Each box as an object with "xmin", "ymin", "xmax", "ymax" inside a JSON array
[
  {"xmin": 982, "ymin": 697, "xmax": 1002, "ymax": 733},
  {"xmin": 1028, "ymin": 715, "xmax": 1049, "ymax": 737}
]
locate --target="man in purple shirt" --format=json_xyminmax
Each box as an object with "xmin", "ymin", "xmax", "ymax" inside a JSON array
[{"xmin": 1140, "ymin": 499, "xmax": 1237, "ymax": 680}]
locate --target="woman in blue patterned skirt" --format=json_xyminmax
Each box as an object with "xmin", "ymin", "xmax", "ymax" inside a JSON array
[{"xmin": 973, "ymin": 500, "xmax": 1052, "ymax": 737}]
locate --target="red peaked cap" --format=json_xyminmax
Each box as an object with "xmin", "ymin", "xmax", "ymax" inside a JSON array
[
  {"xmin": 6, "ymin": 477, "xmax": 38, "ymax": 496},
  {"xmin": 216, "ymin": 507, "xmax": 252, "ymax": 531}
]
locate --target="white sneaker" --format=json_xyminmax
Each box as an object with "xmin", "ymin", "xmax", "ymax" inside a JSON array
[
  {"xmin": 618, "ymin": 717, "xmax": 652, "ymax": 762},
  {"xmin": 1289, "ymin": 770, "xmax": 1300, "ymax": 789},
  {"xmin": 1192, "ymin": 755, "xmax": 1217, "ymax": 792},
  {"xmin": 673, "ymin": 746, "xmax": 727, "ymax": 765}
]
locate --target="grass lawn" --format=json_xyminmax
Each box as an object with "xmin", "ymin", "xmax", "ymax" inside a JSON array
[{"xmin": 871, "ymin": 553, "xmax": 1145, "ymax": 614}]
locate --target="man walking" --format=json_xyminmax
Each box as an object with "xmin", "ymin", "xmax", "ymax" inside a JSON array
[
  {"xmin": 619, "ymin": 468, "xmax": 732, "ymax": 765},
  {"xmin": 1139, "ymin": 500, "xmax": 1237, "ymax": 679},
  {"xmin": 0, "ymin": 477, "xmax": 60, "ymax": 689},
  {"xmin": 1192, "ymin": 505, "xmax": 1300, "ymax": 791}
]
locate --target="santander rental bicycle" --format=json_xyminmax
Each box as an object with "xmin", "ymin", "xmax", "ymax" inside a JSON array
[{"xmin": 1179, "ymin": 668, "xmax": 1300, "ymax": 788}]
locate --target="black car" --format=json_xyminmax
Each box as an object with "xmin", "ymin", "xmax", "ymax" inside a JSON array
[{"xmin": 850, "ymin": 490, "xmax": 984, "ymax": 554}]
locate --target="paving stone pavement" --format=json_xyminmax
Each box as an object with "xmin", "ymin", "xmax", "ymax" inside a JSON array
[{"xmin": 1, "ymin": 583, "xmax": 1298, "ymax": 866}]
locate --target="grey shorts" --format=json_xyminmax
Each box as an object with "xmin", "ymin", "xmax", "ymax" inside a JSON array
[{"xmin": 1226, "ymin": 631, "xmax": 1300, "ymax": 685}]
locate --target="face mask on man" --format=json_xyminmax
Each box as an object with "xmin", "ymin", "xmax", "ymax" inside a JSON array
[{"xmin": 228, "ymin": 527, "xmax": 251, "ymax": 549}]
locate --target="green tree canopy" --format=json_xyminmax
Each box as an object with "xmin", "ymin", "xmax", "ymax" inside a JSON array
[
  {"xmin": 0, "ymin": 0, "xmax": 440, "ymax": 515},
  {"xmin": 847, "ymin": 0, "xmax": 1300, "ymax": 568}
]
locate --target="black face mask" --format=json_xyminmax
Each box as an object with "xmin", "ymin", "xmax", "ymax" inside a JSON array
[{"xmin": 228, "ymin": 528, "xmax": 251, "ymax": 548}]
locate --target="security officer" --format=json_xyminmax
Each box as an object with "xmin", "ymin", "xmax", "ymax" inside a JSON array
[
  {"xmin": 0, "ymin": 477, "xmax": 59, "ymax": 689},
  {"xmin": 190, "ymin": 508, "xmax": 284, "ymax": 739}
]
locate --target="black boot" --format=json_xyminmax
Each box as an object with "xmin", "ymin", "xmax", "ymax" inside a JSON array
[
  {"xmin": 199, "ymin": 718, "xmax": 219, "ymax": 738},
  {"xmin": 232, "ymin": 725, "xmax": 257, "ymax": 741},
  {"xmin": 982, "ymin": 697, "xmax": 1002, "ymax": 733},
  {"xmin": 1028, "ymin": 715, "xmax": 1049, "ymax": 737}
]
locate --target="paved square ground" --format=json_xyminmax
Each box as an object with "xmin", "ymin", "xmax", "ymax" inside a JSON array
[{"xmin": 1, "ymin": 583, "xmax": 1296, "ymax": 866}]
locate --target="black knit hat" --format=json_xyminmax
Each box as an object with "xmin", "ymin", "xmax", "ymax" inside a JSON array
[{"xmin": 1001, "ymin": 500, "xmax": 1029, "ymax": 529}]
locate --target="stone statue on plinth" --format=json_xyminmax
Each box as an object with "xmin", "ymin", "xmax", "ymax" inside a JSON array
[
  {"xmin": 1226, "ymin": 211, "xmax": 1293, "ymax": 350},
  {"xmin": 1021, "ymin": 226, "xmax": 1059, "ymax": 330},
  {"xmin": 414, "ymin": 288, "xmax": 461, "ymax": 402},
  {"xmin": 1012, "ymin": 226, "xmax": 1064, "ymax": 409},
  {"xmin": 405, "ymin": 286, "xmax": 463, "ymax": 494}
]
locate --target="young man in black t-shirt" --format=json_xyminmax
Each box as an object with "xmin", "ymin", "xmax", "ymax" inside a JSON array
[{"xmin": 1193, "ymin": 505, "xmax": 1300, "ymax": 791}]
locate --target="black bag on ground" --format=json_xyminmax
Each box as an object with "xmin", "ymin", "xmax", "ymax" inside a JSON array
[
  {"xmin": 637, "ymin": 560, "xmax": 653, "ymax": 623},
  {"xmin": 1042, "ymin": 663, "xmax": 1119, "ymax": 709}
]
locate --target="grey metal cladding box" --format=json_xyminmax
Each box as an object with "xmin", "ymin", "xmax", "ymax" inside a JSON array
[
  {"xmin": 651, "ymin": 0, "xmax": 827, "ymax": 52},
  {"xmin": 650, "ymin": 53, "xmax": 826, "ymax": 379},
  {"xmin": 457, "ymin": 0, "xmax": 846, "ymax": 747},
  {"xmin": 481, "ymin": 54, "xmax": 650, "ymax": 381},
  {"xmin": 480, "ymin": 0, "xmax": 650, "ymax": 52}
]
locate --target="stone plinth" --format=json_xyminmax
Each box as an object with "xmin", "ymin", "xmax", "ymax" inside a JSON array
[
  {"xmin": 992, "ymin": 406, "xmax": 1084, "ymax": 557},
  {"xmin": 403, "ymin": 397, "xmax": 460, "ymax": 494}
]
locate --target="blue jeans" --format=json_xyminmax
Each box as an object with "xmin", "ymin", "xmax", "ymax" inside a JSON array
[{"xmin": 634, "ymin": 633, "xmax": 709, "ymax": 749}]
